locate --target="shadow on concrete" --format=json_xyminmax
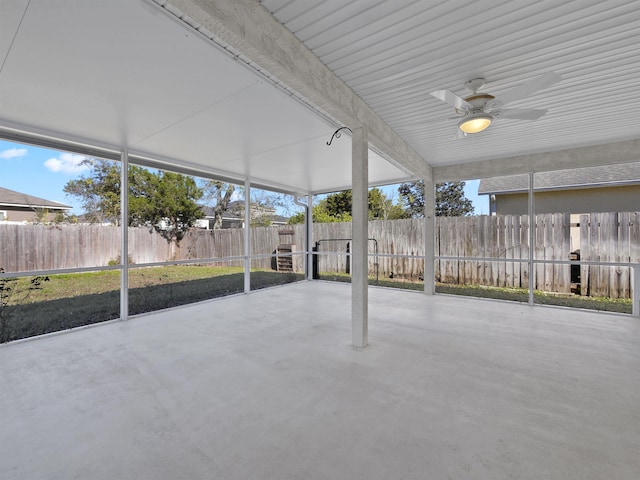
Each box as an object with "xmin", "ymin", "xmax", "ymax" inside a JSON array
[{"xmin": 1, "ymin": 272, "xmax": 304, "ymax": 343}]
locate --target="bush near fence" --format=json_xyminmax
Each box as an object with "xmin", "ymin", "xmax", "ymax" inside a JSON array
[{"xmin": 1, "ymin": 212, "xmax": 638, "ymax": 298}]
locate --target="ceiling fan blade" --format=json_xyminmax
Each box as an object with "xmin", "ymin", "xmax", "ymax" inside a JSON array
[
  {"xmin": 497, "ymin": 108, "xmax": 548, "ymax": 120},
  {"xmin": 493, "ymin": 72, "xmax": 562, "ymax": 107},
  {"xmin": 430, "ymin": 89, "xmax": 473, "ymax": 111}
]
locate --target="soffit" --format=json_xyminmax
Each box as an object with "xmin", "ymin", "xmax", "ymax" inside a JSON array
[
  {"xmin": 261, "ymin": 0, "xmax": 640, "ymax": 169},
  {"xmin": 3, "ymin": 0, "xmax": 640, "ymax": 191},
  {"xmin": 0, "ymin": 0, "xmax": 410, "ymax": 194}
]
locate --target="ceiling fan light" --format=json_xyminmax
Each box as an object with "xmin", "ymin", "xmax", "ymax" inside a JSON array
[{"xmin": 458, "ymin": 114, "xmax": 493, "ymax": 134}]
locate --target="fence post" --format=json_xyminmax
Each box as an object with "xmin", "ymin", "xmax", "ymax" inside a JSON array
[
  {"xmin": 312, "ymin": 243, "xmax": 319, "ymax": 280},
  {"xmin": 346, "ymin": 242, "xmax": 350, "ymax": 275},
  {"xmin": 528, "ymin": 172, "xmax": 535, "ymax": 306}
]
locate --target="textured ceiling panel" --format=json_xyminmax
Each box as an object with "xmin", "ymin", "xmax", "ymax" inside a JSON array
[
  {"xmin": 2, "ymin": 0, "xmax": 639, "ymax": 193},
  {"xmin": 0, "ymin": 0, "xmax": 409, "ymax": 194},
  {"xmin": 261, "ymin": 0, "xmax": 640, "ymax": 167}
]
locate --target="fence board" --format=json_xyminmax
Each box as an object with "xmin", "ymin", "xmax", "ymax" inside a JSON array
[
  {"xmin": 580, "ymin": 215, "xmax": 590, "ymax": 296},
  {"xmin": 535, "ymin": 214, "xmax": 545, "ymax": 291},
  {"xmin": 504, "ymin": 215, "xmax": 514, "ymax": 287},
  {"xmin": 1, "ymin": 213, "xmax": 637, "ymax": 298},
  {"xmin": 588, "ymin": 214, "xmax": 601, "ymax": 296},
  {"xmin": 496, "ymin": 215, "xmax": 505, "ymax": 287},
  {"xmin": 557, "ymin": 213, "xmax": 571, "ymax": 293},
  {"xmin": 632, "ymin": 213, "xmax": 640, "ymax": 301},
  {"xmin": 619, "ymin": 212, "xmax": 631, "ymax": 298}
]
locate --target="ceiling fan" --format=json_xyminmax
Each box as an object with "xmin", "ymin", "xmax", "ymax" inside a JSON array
[{"xmin": 430, "ymin": 72, "xmax": 562, "ymax": 136}]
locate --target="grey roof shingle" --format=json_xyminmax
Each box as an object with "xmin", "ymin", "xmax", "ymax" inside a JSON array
[
  {"xmin": 478, "ymin": 162, "xmax": 640, "ymax": 195},
  {"xmin": 0, "ymin": 186, "xmax": 71, "ymax": 209}
]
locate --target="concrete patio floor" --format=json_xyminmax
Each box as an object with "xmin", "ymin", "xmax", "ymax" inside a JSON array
[{"xmin": 1, "ymin": 281, "xmax": 639, "ymax": 479}]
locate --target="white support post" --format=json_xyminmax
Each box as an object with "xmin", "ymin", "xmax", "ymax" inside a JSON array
[
  {"xmin": 352, "ymin": 126, "xmax": 368, "ymax": 348},
  {"xmin": 423, "ymin": 177, "xmax": 435, "ymax": 295},
  {"xmin": 307, "ymin": 193, "xmax": 313, "ymax": 281},
  {"xmin": 528, "ymin": 171, "xmax": 535, "ymax": 306},
  {"xmin": 244, "ymin": 180, "xmax": 251, "ymax": 294},
  {"xmin": 633, "ymin": 265, "xmax": 640, "ymax": 318},
  {"xmin": 120, "ymin": 149, "xmax": 129, "ymax": 320}
]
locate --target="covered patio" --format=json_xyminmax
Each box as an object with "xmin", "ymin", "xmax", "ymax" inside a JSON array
[
  {"xmin": 1, "ymin": 1, "xmax": 640, "ymax": 478},
  {"xmin": 2, "ymin": 282, "xmax": 639, "ymax": 479}
]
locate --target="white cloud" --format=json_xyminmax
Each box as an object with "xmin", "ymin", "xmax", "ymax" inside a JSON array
[
  {"xmin": 44, "ymin": 153, "xmax": 90, "ymax": 174},
  {"xmin": 0, "ymin": 148, "xmax": 28, "ymax": 160}
]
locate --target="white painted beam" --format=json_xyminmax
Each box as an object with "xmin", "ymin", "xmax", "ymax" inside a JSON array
[
  {"xmin": 423, "ymin": 178, "xmax": 435, "ymax": 295},
  {"xmin": 352, "ymin": 127, "xmax": 368, "ymax": 348},
  {"xmin": 434, "ymin": 139, "xmax": 640, "ymax": 182},
  {"xmin": 244, "ymin": 179, "xmax": 251, "ymax": 293},
  {"xmin": 120, "ymin": 149, "xmax": 129, "ymax": 320},
  {"xmin": 307, "ymin": 194, "xmax": 313, "ymax": 281},
  {"xmin": 157, "ymin": 0, "xmax": 431, "ymax": 181}
]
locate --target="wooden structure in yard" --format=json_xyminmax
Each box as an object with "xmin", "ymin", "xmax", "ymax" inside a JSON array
[{"xmin": 275, "ymin": 229, "xmax": 296, "ymax": 272}]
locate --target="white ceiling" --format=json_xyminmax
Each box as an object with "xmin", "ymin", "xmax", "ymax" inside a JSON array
[
  {"xmin": 260, "ymin": 0, "xmax": 640, "ymax": 168},
  {"xmin": 1, "ymin": 0, "xmax": 640, "ymax": 193},
  {"xmin": 0, "ymin": 0, "xmax": 408, "ymax": 194}
]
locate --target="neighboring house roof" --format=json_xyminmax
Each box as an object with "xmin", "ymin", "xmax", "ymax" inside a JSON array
[
  {"xmin": 200, "ymin": 205, "xmax": 242, "ymax": 221},
  {"xmin": 200, "ymin": 202, "xmax": 282, "ymax": 221},
  {"xmin": 0, "ymin": 186, "xmax": 72, "ymax": 210},
  {"xmin": 478, "ymin": 163, "xmax": 640, "ymax": 195}
]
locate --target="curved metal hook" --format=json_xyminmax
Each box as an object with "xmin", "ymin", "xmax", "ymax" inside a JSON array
[{"xmin": 326, "ymin": 127, "xmax": 352, "ymax": 146}]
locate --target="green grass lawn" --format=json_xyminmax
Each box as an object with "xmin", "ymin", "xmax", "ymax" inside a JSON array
[
  {"xmin": 318, "ymin": 272, "xmax": 633, "ymax": 314},
  {"xmin": 0, "ymin": 265, "xmax": 304, "ymax": 343},
  {"xmin": 434, "ymin": 283, "xmax": 632, "ymax": 314}
]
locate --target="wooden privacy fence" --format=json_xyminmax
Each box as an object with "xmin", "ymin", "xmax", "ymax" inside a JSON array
[
  {"xmin": 579, "ymin": 212, "xmax": 640, "ymax": 298},
  {"xmin": 435, "ymin": 212, "xmax": 640, "ymax": 298},
  {"xmin": 0, "ymin": 224, "xmax": 240, "ymax": 271},
  {"xmin": 1, "ymin": 212, "xmax": 638, "ymax": 298}
]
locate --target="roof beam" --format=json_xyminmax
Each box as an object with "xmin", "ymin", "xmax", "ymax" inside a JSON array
[
  {"xmin": 433, "ymin": 138, "xmax": 640, "ymax": 182},
  {"xmin": 156, "ymin": 0, "xmax": 431, "ymax": 181}
]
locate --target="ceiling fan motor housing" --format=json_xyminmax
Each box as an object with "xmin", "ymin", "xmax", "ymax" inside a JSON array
[{"xmin": 455, "ymin": 93, "xmax": 495, "ymax": 115}]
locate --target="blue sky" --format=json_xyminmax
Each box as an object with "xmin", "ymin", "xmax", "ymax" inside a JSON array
[
  {"xmin": 0, "ymin": 140, "xmax": 90, "ymax": 212},
  {"xmin": 0, "ymin": 139, "xmax": 488, "ymax": 215}
]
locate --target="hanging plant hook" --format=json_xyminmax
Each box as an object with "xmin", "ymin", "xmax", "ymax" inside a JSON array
[{"xmin": 326, "ymin": 127, "xmax": 352, "ymax": 146}]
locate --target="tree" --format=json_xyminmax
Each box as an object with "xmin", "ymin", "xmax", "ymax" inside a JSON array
[
  {"xmin": 31, "ymin": 208, "xmax": 49, "ymax": 224},
  {"xmin": 288, "ymin": 205, "xmax": 351, "ymax": 224},
  {"xmin": 322, "ymin": 190, "xmax": 353, "ymax": 219},
  {"xmin": 128, "ymin": 169, "xmax": 204, "ymax": 243},
  {"xmin": 201, "ymin": 181, "xmax": 236, "ymax": 230},
  {"xmin": 367, "ymin": 187, "xmax": 408, "ymax": 220},
  {"xmin": 65, "ymin": 160, "xmax": 204, "ymax": 242},
  {"xmin": 398, "ymin": 180, "xmax": 425, "ymax": 218},
  {"xmin": 399, "ymin": 180, "xmax": 474, "ymax": 217},
  {"xmin": 63, "ymin": 159, "xmax": 121, "ymax": 224},
  {"xmin": 290, "ymin": 188, "xmax": 407, "ymax": 224},
  {"xmin": 436, "ymin": 181, "xmax": 474, "ymax": 217}
]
